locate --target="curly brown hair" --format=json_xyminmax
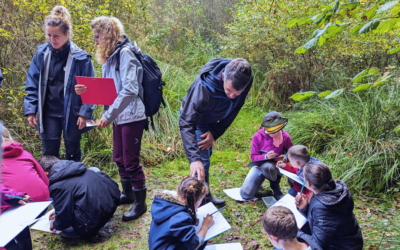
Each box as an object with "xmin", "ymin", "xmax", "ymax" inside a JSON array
[{"xmin": 90, "ymin": 16, "xmax": 125, "ymax": 65}]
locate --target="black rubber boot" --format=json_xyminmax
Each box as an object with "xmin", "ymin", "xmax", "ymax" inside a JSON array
[
  {"xmin": 204, "ymin": 174, "xmax": 225, "ymax": 207},
  {"xmin": 120, "ymin": 178, "xmax": 135, "ymax": 205},
  {"xmin": 270, "ymin": 175, "xmax": 284, "ymax": 200},
  {"xmin": 122, "ymin": 187, "xmax": 147, "ymax": 221}
]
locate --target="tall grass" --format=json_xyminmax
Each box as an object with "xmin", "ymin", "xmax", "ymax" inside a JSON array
[{"xmin": 286, "ymin": 82, "xmax": 400, "ymax": 192}]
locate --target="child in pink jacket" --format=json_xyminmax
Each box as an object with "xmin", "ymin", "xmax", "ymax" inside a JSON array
[{"xmin": 1, "ymin": 128, "xmax": 49, "ymax": 213}]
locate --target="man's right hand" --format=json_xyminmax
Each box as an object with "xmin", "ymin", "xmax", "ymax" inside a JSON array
[
  {"xmin": 190, "ymin": 161, "xmax": 205, "ymax": 181},
  {"xmin": 27, "ymin": 114, "xmax": 37, "ymax": 128},
  {"xmin": 75, "ymin": 84, "xmax": 87, "ymax": 95}
]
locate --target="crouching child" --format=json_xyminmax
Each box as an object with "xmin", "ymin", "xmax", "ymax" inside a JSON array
[{"xmin": 39, "ymin": 156, "xmax": 120, "ymax": 239}]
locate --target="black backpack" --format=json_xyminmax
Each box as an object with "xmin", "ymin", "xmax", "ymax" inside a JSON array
[{"xmin": 116, "ymin": 44, "xmax": 166, "ymax": 130}]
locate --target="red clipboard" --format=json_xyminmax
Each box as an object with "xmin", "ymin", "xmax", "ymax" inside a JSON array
[{"xmin": 76, "ymin": 76, "xmax": 118, "ymax": 105}]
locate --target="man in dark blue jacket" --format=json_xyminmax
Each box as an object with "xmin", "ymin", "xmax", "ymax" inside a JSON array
[
  {"xmin": 179, "ymin": 58, "xmax": 253, "ymax": 207},
  {"xmin": 39, "ymin": 156, "xmax": 120, "ymax": 239}
]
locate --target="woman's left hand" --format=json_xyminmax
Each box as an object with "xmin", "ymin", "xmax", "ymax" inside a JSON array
[
  {"xmin": 98, "ymin": 118, "xmax": 110, "ymax": 128},
  {"xmin": 77, "ymin": 116, "xmax": 88, "ymax": 130}
]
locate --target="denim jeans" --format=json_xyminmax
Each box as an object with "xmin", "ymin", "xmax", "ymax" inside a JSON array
[
  {"xmin": 195, "ymin": 127, "xmax": 213, "ymax": 179},
  {"xmin": 240, "ymin": 163, "xmax": 282, "ymax": 200},
  {"xmin": 240, "ymin": 167, "xmax": 267, "ymax": 200}
]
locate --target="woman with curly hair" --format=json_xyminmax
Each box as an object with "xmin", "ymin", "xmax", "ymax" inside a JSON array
[
  {"xmin": 75, "ymin": 16, "xmax": 147, "ymax": 221},
  {"xmin": 24, "ymin": 6, "xmax": 95, "ymax": 162}
]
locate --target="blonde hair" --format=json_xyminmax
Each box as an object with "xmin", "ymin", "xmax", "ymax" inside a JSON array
[
  {"xmin": 91, "ymin": 16, "xmax": 125, "ymax": 64},
  {"xmin": 2, "ymin": 126, "xmax": 13, "ymax": 143},
  {"xmin": 45, "ymin": 6, "xmax": 72, "ymax": 36}
]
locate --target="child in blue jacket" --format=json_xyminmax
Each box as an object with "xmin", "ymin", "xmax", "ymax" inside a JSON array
[{"xmin": 149, "ymin": 177, "xmax": 214, "ymax": 250}]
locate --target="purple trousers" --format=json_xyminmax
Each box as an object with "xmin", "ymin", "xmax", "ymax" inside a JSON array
[{"xmin": 113, "ymin": 119, "xmax": 147, "ymax": 189}]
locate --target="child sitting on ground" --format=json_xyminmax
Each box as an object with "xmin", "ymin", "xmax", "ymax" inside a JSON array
[
  {"xmin": 277, "ymin": 145, "xmax": 320, "ymax": 197},
  {"xmin": 295, "ymin": 161, "xmax": 363, "ymax": 250},
  {"xmin": 149, "ymin": 177, "xmax": 214, "ymax": 250},
  {"xmin": 262, "ymin": 206, "xmax": 321, "ymax": 250}
]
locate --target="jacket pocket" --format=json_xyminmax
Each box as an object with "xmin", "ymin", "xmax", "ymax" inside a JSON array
[
  {"xmin": 72, "ymin": 105, "xmax": 81, "ymax": 117},
  {"xmin": 74, "ymin": 206, "xmax": 92, "ymax": 234}
]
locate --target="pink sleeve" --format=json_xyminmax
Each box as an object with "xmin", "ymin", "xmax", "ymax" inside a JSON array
[
  {"xmin": 1, "ymin": 184, "xmax": 25, "ymax": 202},
  {"xmin": 250, "ymin": 133, "xmax": 267, "ymax": 161}
]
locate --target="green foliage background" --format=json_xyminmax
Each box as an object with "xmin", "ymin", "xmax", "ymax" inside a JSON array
[{"xmin": 1, "ymin": 0, "xmax": 400, "ymax": 248}]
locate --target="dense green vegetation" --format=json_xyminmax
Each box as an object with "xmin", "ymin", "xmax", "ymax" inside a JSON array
[{"xmin": 1, "ymin": 0, "xmax": 400, "ymax": 249}]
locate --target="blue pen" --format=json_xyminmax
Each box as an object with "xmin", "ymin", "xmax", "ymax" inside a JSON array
[
  {"xmin": 210, "ymin": 206, "xmax": 225, "ymax": 216},
  {"xmin": 300, "ymin": 182, "xmax": 305, "ymax": 194},
  {"xmin": 5, "ymin": 194, "xmax": 33, "ymax": 201},
  {"xmin": 281, "ymin": 152, "xmax": 288, "ymax": 164}
]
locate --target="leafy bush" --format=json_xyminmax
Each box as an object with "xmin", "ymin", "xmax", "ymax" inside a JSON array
[{"xmin": 221, "ymin": 0, "xmax": 400, "ymax": 106}]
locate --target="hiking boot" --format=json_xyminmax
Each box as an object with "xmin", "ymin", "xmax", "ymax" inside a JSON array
[
  {"xmin": 254, "ymin": 189, "xmax": 274, "ymax": 199},
  {"xmin": 122, "ymin": 187, "xmax": 147, "ymax": 221},
  {"xmin": 270, "ymin": 175, "xmax": 284, "ymax": 200},
  {"xmin": 120, "ymin": 178, "xmax": 135, "ymax": 205},
  {"xmin": 61, "ymin": 228, "xmax": 80, "ymax": 239},
  {"xmin": 203, "ymin": 174, "xmax": 225, "ymax": 207}
]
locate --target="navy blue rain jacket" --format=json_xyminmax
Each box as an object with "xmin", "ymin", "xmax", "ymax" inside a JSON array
[
  {"xmin": 24, "ymin": 42, "xmax": 95, "ymax": 138},
  {"xmin": 179, "ymin": 58, "xmax": 253, "ymax": 163},
  {"xmin": 298, "ymin": 180, "xmax": 363, "ymax": 250},
  {"xmin": 149, "ymin": 192, "xmax": 205, "ymax": 250},
  {"xmin": 49, "ymin": 160, "xmax": 120, "ymax": 238}
]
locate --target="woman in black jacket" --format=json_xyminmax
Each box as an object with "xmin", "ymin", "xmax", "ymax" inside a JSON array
[{"xmin": 295, "ymin": 161, "xmax": 363, "ymax": 250}]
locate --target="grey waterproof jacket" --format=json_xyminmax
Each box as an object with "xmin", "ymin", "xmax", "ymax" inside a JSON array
[{"xmin": 102, "ymin": 37, "xmax": 146, "ymax": 125}]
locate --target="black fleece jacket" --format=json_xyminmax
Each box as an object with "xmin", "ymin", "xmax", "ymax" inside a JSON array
[{"xmin": 298, "ymin": 180, "xmax": 363, "ymax": 250}]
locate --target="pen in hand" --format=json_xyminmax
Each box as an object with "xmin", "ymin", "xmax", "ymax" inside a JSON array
[
  {"xmin": 210, "ymin": 206, "xmax": 225, "ymax": 216},
  {"xmin": 280, "ymin": 152, "xmax": 288, "ymax": 164},
  {"xmin": 5, "ymin": 194, "xmax": 33, "ymax": 201}
]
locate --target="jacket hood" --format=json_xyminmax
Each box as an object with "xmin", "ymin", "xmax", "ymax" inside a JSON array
[
  {"xmin": 199, "ymin": 58, "xmax": 232, "ymax": 93},
  {"xmin": 151, "ymin": 190, "xmax": 187, "ymax": 224},
  {"xmin": 37, "ymin": 41, "xmax": 90, "ymax": 61},
  {"xmin": 48, "ymin": 160, "xmax": 86, "ymax": 184},
  {"xmin": 109, "ymin": 35, "xmax": 142, "ymax": 60},
  {"xmin": 315, "ymin": 180, "xmax": 353, "ymax": 214},
  {"xmin": 2, "ymin": 141, "xmax": 23, "ymax": 158}
]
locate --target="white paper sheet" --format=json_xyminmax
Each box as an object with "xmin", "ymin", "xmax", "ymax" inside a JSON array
[
  {"xmin": 278, "ymin": 168, "xmax": 305, "ymax": 185},
  {"xmin": 223, "ymin": 188, "xmax": 257, "ymax": 202},
  {"xmin": 31, "ymin": 209, "xmax": 61, "ymax": 234},
  {"xmin": 271, "ymin": 194, "xmax": 308, "ymax": 229},
  {"xmin": 205, "ymin": 242, "xmax": 243, "ymax": 250},
  {"xmin": 195, "ymin": 202, "xmax": 231, "ymax": 241},
  {"xmin": 0, "ymin": 201, "xmax": 52, "ymax": 247}
]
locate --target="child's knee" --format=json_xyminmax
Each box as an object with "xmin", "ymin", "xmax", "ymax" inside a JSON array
[{"xmin": 240, "ymin": 187, "xmax": 253, "ymax": 200}]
